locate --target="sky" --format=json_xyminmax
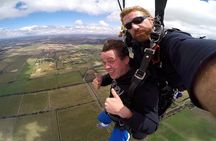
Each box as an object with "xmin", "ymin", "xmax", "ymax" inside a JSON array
[{"xmin": 0, "ymin": 0, "xmax": 216, "ymax": 39}]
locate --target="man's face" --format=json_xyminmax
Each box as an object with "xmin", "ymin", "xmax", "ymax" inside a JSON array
[
  {"xmin": 123, "ymin": 11, "xmax": 153, "ymax": 42},
  {"xmin": 100, "ymin": 50, "xmax": 129, "ymax": 79}
]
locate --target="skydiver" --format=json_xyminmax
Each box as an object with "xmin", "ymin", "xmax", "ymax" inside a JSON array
[
  {"xmin": 119, "ymin": 5, "xmax": 216, "ymax": 118},
  {"xmin": 94, "ymin": 39, "xmax": 159, "ymax": 140}
]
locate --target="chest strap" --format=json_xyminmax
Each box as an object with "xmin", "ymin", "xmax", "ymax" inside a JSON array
[
  {"xmin": 127, "ymin": 16, "xmax": 164, "ymax": 104},
  {"xmin": 127, "ymin": 47, "xmax": 156, "ymax": 102}
]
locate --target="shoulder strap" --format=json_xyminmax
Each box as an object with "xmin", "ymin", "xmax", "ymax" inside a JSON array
[
  {"xmin": 127, "ymin": 17, "xmax": 165, "ymax": 104},
  {"xmin": 127, "ymin": 48, "xmax": 156, "ymax": 101}
]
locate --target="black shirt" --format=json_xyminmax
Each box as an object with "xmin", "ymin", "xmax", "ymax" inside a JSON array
[
  {"xmin": 106, "ymin": 69, "xmax": 159, "ymax": 139},
  {"xmin": 130, "ymin": 29, "xmax": 216, "ymax": 108}
]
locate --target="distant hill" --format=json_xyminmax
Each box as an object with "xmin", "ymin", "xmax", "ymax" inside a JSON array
[{"xmin": 0, "ymin": 34, "xmax": 120, "ymax": 48}]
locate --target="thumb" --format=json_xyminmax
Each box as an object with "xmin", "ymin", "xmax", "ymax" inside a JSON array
[{"xmin": 111, "ymin": 88, "xmax": 120, "ymax": 99}]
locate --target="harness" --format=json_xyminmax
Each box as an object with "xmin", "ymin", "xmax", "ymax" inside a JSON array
[
  {"xmin": 128, "ymin": 16, "xmax": 165, "ymax": 105},
  {"xmin": 109, "ymin": 17, "xmax": 173, "ymax": 128},
  {"xmin": 114, "ymin": 0, "xmax": 180, "ymax": 126},
  {"xmin": 126, "ymin": 17, "xmax": 181, "ymax": 118},
  {"xmin": 128, "ymin": 17, "xmax": 164, "ymax": 99}
]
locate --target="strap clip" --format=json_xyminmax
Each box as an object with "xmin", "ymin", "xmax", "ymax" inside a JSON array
[{"xmin": 134, "ymin": 69, "xmax": 146, "ymax": 80}]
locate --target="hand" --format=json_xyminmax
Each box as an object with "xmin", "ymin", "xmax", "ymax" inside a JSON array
[
  {"xmin": 92, "ymin": 73, "xmax": 102, "ymax": 89},
  {"xmin": 105, "ymin": 88, "xmax": 124, "ymax": 115}
]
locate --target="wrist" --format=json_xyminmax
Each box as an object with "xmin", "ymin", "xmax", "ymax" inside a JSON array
[{"xmin": 119, "ymin": 106, "xmax": 133, "ymax": 119}]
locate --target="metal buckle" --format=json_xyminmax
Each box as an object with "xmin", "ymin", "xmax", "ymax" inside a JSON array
[
  {"xmin": 144, "ymin": 48, "xmax": 155, "ymax": 55},
  {"xmin": 119, "ymin": 121, "xmax": 125, "ymax": 127},
  {"xmin": 134, "ymin": 69, "xmax": 146, "ymax": 80}
]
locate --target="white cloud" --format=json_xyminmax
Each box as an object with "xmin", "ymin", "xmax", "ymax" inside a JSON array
[
  {"xmin": 0, "ymin": 23, "xmax": 119, "ymax": 39},
  {"xmin": 19, "ymin": 25, "xmax": 41, "ymax": 31},
  {"xmin": 164, "ymin": 0, "xmax": 216, "ymax": 39},
  {"xmin": 74, "ymin": 20, "xmax": 83, "ymax": 26},
  {"xmin": 107, "ymin": 11, "xmax": 120, "ymax": 22},
  {"xmin": 99, "ymin": 20, "xmax": 108, "ymax": 27},
  {"xmin": 0, "ymin": 0, "xmax": 216, "ymax": 39},
  {"xmin": 0, "ymin": 0, "xmax": 119, "ymax": 20}
]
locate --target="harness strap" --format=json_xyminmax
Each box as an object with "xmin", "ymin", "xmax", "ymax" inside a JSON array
[
  {"xmin": 151, "ymin": 44, "xmax": 160, "ymax": 64},
  {"xmin": 127, "ymin": 17, "xmax": 165, "ymax": 104},
  {"xmin": 117, "ymin": 2, "xmax": 167, "ymax": 118},
  {"xmin": 128, "ymin": 48, "xmax": 156, "ymax": 101}
]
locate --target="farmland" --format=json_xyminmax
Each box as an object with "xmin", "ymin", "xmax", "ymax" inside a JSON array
[{"xmin": 0, "ymin": 35, "xmax": 216, "ymax": 141}]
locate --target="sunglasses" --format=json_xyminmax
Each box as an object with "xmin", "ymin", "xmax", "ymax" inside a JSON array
[{"xmin": 124, "ymin": 16, "xmax": 147, "ymax": 30}]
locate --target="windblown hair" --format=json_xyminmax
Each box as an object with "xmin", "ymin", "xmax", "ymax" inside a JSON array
[
  {"xmin": 102, "ymin": 39, "xmax": 129, "ymax": 60},
  {"xmin": 120, "ymin": 6, "xmax": 152, "ymax": 23}
]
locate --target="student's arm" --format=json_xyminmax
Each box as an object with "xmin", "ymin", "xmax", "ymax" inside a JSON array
[
  {"xmin": 194, "ymin": 57, "xmax": 216, "ymax": 118},
  {"xmin": 105, "ymin": 87, "xmax": 159, "ymax": 140}
]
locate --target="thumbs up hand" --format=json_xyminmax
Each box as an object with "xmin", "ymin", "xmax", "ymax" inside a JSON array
[
  {"xmin": 105, "ymin": 88, "xmax": 133, "ymax": 119},
  {"xmin": 110, "ymin": 88, "xmax": 121, "ymax": 99},
  {"xmin": 105, "ymin": 88, "xmax": 124, "ymax": 115},
  {"xmin": 92, "ymin": 73, "xmax": 102, "ymax": 90}
]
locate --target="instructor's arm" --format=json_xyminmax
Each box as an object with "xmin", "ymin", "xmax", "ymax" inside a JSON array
[{"xmin": 194, "ymin": 57, "xmax": 216, "ymax": 118}]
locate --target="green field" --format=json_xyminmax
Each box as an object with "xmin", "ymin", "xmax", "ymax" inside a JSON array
[
  {"xmin": 0, "ymin": 95, "xmax": 21, "ymax": 117},
  {"xmin": 0, "ymin": 70, "xmax": 84, "ymax": 96},
  {"xmin": 13, "ymin": 112, "xmax": 59, "ymax": 141},
  {"xmin": 1, "ymin": 43, "xmax": 216, "ymax": 141},
  {"xmin": 58, "ymin": 103, "xmax": 109, "ymax": 141},
  {"xmin": 146, "ymin": 108, "xmax": 216, "ymax": 141}
]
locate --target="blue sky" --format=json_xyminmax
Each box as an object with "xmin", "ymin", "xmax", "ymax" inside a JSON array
[
  {"xmin": 0, "ymin": 0, "xmax": 216, "ymax": 39},
  {"xmin": 0, "ymin": 11, "xmax": 112, "ymax": 28}
]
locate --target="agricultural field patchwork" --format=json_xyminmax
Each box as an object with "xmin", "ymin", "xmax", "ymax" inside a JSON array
[{"xmin": 0, "ymin": 36, "xmax": 216, "ymax": 141}]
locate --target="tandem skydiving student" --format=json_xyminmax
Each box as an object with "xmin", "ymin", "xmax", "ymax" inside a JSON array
[{"xmin": 93, "ymin": 39, "xmax": 159, "ymax": 140}]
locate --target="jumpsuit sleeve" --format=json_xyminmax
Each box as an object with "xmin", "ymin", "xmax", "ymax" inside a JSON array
[{"xmin": 160, "ymin": 30, "xmax": 216, "ymax": 108}]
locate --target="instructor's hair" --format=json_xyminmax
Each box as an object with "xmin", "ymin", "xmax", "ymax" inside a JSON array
[
  {"xmin": 120, "ymin": 6, "xmax": 152, "ymax": 23},
  {"xmin": 102, "ymin": 39, "xmax": 129, "ymax": 60}
]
